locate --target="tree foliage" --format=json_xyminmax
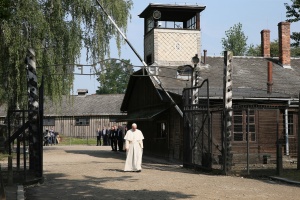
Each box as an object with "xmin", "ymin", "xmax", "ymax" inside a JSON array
[
  {"xmin": 0, "ymin": 0, "xmax": 132, "ymax": 109},
  {"xmin": 270, "ymin": 40, "xmax": 280, "ymax": 57},
  {"xmin": 246, "ymin": 39, "xmax": 300, "ymax": 57},
  {"xmin": 246, "ymin": 41, "xmax": 279, "ymax": 57},
  {"xmin": 246, "ymin": 44, "xmax": 261, "ymax": 56},
  {"xmin": 221, "ymin": 23, "xmax": 248, "ymax": 56},
  {"xmin": 96, "ymin": 59, "xmax": 132, "ymax": 94},
  {"xmin": 285, "ymin": 0, "xmax": 300, "ymax": 46}
]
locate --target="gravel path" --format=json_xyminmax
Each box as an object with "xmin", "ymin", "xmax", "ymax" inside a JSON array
[{"xmin": 25, "ymin": 146, "xmax": 300, "ymax": 200}]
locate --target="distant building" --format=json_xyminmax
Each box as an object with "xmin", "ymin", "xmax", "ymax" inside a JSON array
[{"xmin": 43, "ymin": 90, "xmax": 126, "ymax": 138}]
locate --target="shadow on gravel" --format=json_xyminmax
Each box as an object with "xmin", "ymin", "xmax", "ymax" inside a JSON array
[
  {"xmin": 25, "ymin": 172, "xmax": 195, "ymax": 200},
  {"xmin": 62, "ymin": 149, "xmax": 300, "ymax": 187},
  {"xmin": 64, "ymin": 149, "xmax": 200, "ymax": 175}
]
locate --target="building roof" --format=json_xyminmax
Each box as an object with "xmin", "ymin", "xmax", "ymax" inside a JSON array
[
  {"xmin": 0, "ymin": 94, "xmax": 125, "ymax": 118},
  {"xmin": 153, "ymin": 56, "xmax": 300, "ymax": 99},
  {"xmin": 44, "ymin": 94, "xmax": 125, "ymax": 117},
  {"xmin": 139, "ymin": 3, "xmax": 206, "ymax": 21}
]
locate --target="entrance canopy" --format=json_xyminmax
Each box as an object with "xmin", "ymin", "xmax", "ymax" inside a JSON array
[{"xmin": 116, "ymin": 108, "xmax": 168, "ymax": 122}]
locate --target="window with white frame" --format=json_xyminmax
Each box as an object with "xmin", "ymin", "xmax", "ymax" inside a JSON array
[
  {"xmin": 233, "ymin": 110, "xmax": 256, "ymax": 142},
  {"xmin": 75, "ymin": 118, "xmax": 90, "ymax": 126},
  {"xmin": 288, "ymin": 111, "xmax": 294, "ymax": 135},
  {"xmin": 43, "ymin": 118, "xmax": 55, "ymax": 126}
]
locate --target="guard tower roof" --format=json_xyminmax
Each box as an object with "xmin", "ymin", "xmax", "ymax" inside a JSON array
[{"xmin": 139, "ymin": 3, "xmax": 206, "ymax": 21}]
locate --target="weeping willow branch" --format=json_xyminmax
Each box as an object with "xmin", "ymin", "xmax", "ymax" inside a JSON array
[{"xmin": 0, "ymin": 0, "xmax": 132, "ymax": 108}]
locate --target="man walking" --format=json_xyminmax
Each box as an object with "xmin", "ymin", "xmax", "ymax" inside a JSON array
[
  {"xmin": 102, "ymin": 127, "xmax": 108, "ymax": 146},
  {"xmin": 124, "ymin": 123, "xmax": 144, "ymax": 172},
  {"xmin": 116, "ymin": 126, "xmax": 124, "ymax": 151},
  {"xmin": 96, "ymin": 128, "xmax": 101, "ymax": 146},
  {"xmin": 50, "ymin": 128, "xmax": 55, "ymax": 145},
  {"xmin": 109, "ymin": 126, "xmax": 117, "ymax": 151}
]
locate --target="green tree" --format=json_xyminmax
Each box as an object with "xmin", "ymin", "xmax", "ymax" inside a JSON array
[
  {"xmin": 291, "ymin": 46, "xmax": 300, "ymax": 57},
  {"xmin": 285, "ymin": 0, "xmax": 300, "ymax": 46},
  {"xmin": 246, "ymin": 40, "xmax": 279, "ymax": 57},
  {"xmin": 270, "ymin": 40, "xmax": 279, "ymax": 57},
  {"xmin": 221, "ymin": 23, "xmax": 248, "ymax": 56},
  {"xmin": 246, "ymin": 39, "xmax": 300, "ymax": 57},
  {"xmin": 96, "ymin": 59, "xmax": 132, "ymax": 94},
  {"xmin": 0, "ymin": 0, "xmax": 132, "ymax": 109},
  {"xmin": 246, "ymin": 44, "xmax": 261, "ymax": 56}
]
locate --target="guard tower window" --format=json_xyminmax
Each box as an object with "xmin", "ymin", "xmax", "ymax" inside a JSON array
[
  {"xmin": 157, "ymin": 21, "xmax": 184, "ymax": 29},
  {"xmin": 147, "ymin": 17, "xmax": 154, "ymax": 32},
  {"xmin": 139, "ymin": 4, "xmax": 206, "ymax": 34},
  {"xmin": 187, "ymin": 16, "xmax": 197, "ymax": 29}
]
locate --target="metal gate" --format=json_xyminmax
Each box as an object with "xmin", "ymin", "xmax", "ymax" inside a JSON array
[{"xmin": 183, "ymin": 79, "xmax": 212, "ymax": 169}]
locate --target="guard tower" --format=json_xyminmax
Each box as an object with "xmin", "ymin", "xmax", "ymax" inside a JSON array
[{"xmin": 139, "ymin": 4, "xmax": 206, "ymax": 67}]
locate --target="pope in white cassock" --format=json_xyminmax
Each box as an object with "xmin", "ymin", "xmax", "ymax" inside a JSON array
[{"xmin": 124, "ymin": 123, "xmax": 144, "ymax": 172}]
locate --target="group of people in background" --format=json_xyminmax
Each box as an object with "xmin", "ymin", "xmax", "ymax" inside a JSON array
[
  {"xmin": 43, "ymin": 128, "xmax": 60, "ymax": 146},
  {"xmin": 96, "ymin": 125, "xmax": 128, "ymax": 152}
]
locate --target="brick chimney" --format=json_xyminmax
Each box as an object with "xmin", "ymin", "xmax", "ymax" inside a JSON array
[
  {"xmin": 203, "ymin": 49, "xmax": 207, "ymax": 65},
  {"xmin": 261, "ymin": 29, "xmax": 270, "ymax": 57},
  {"xmin": 278, "ymin": 22, "xmax": 291, "ymax": 68}
]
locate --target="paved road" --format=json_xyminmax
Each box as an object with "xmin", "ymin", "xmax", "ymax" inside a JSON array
[{"xmin": 25, "ymin": 146, "xmax": 300, "ymax": 200}]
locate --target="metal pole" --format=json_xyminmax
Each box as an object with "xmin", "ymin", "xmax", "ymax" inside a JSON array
[
  {"xmin": 285, "ymin": 108, "xmax": 289, "ymax": 155},
  {"xmin": 207, "ymin": 79, "xmax": 211, "ymax": 169},
  {"xmin": 95, "ymin": 0, "xmax": 183, "ymax": 117},
  {"xmin": 22, "ymin": 110, "xmax": 26, "ymax": 180},
  {"xmin": 8, "ymin": 110, "xmax": 11, "ymax": 155},
  {"xmin": 17, "ymin": 137, "xmax": 20, "ymax": 170},
  {"xmin": 247, "ymin": 107, "xmax": 250, "ymax": 175},
  {"xmin": 297, "ymin": 92, "xmax": 300, "ymax": 170}
]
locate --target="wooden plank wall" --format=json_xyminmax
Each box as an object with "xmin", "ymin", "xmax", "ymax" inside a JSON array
[
  {"xmin": 43, "ymin": 116, "xmax": 125, "ymax": 138},
  {"xmin": 211, "ymin": 112, "xmax": 223, "ymax": 162},
  {"xmin": 168, "ymin": 107, "xmax": 183, "ymax": 161},
  {"xmin": 257, "ymin": 110, "xmax": 280, "ymax": 157}
]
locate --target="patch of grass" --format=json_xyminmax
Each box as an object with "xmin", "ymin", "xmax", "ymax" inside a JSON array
[{"xmin": 57, "ymin": 136, "xmax": 97, "ymax": 146}]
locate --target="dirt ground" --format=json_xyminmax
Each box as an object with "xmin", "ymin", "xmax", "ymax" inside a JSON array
[{"xmin": 25, "ymin": 146, "xmax": 300, "ymax": 200}]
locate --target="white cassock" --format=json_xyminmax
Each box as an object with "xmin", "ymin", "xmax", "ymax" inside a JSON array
[{"xmin": 124, "ymin": 129, "xmax": 144, "ymax": 171}]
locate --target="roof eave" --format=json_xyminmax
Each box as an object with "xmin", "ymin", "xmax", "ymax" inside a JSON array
[{"xmin": 139, "ymin": 3, "xmax": 206, "ymax": 18}]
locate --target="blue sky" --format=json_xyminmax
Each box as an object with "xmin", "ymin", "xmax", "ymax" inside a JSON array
[{"xmin": 73, "ymin": 0, "xmax": 299, "ymax": 94}]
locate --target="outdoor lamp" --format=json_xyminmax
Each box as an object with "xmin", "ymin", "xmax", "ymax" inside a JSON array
[{"xmin": 192, "ymin": 54, "xmax": 200, "ymax": 66}]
